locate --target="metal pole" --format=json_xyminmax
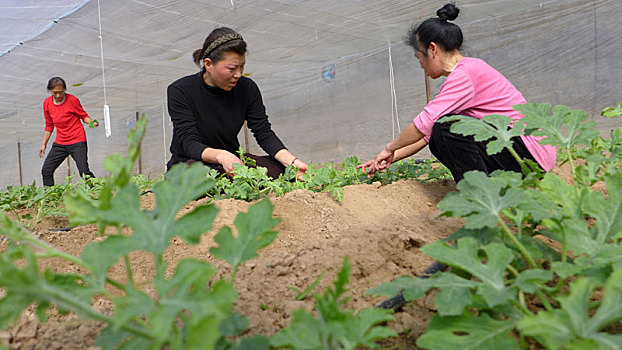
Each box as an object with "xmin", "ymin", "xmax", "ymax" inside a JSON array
[
  {"xmin": 17, "ymin": 142, "xmax": 23, "ymax": 186},
  {"xmin": 136, "ymin": 111, "xmax": 142, "ymax": 174}
]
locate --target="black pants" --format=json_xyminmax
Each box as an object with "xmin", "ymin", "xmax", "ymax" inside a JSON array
[
  {"xmin": 41, "ymin": 141, "xmax": 95, "ymax": 186},
  {"xmin": 428, "ymin": 120, "xmax": 537, "ymax": 183}
]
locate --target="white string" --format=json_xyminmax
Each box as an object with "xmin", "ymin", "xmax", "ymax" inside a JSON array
[
  {"xmin": 388, "ymin": 43, "xmax": 400, "ymax": 138},
  {"xmin": 96, "ymin": 0, "xmax": 107, "ymax": 105},
  {"xmin": 162, "ymin": 104, "xmax": 167, "ymax": 173}
]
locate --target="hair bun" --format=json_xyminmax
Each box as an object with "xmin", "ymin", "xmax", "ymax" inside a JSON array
[{"xmin": 437, "ymin": 3, "xmax": 459, "ymax": 21}]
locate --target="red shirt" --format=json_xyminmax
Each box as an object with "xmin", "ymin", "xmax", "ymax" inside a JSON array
[{"xmin": 43, "ymin": 94, "xmax": 89, "ymax": 145}]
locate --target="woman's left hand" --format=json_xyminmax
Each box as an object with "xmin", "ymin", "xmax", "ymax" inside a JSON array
[
  {"xmin": 87, "ymin": 119, "xmax": 99, "ymax": 128},
  {"xmin": 374, "ymin": 146, "xmax": 394, "ymax": 171},
  {"xmin": 291, "ymin": 158, "xmax": 308, "ymax": 181}
]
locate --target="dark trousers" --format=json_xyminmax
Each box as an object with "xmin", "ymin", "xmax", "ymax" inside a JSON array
[
  {"xmin": 41, "ymin": 141, "xmax": 95, "ymax": 186},
  {"xmin": 178, "ymin": 153, "xmax": 286, "ymax": 179},
  {"xmin": 428, "ymin": 121, "xmax": 536, "ymax": 183}
]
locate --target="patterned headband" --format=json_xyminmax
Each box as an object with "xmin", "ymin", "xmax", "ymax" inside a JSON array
[{"xmin": 202, "ymin": 33, "xmax": 244, "ymax": 60}]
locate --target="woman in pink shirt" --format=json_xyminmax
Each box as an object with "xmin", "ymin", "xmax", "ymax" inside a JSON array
[
  {"xmin": 359, "ymin": 3, "xmax": 556, "ymax": 182},
  {"xmin": 39, "ymin": 77, "xmax": 99, "ymax": 186}
]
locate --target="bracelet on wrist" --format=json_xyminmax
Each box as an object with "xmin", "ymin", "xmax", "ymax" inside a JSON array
[{"xmin": 289, "ymin": 157, "xmax": 298, "ymax": 167}]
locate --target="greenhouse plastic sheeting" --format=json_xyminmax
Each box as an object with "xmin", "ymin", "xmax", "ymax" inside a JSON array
[{"xmin": 1, "ymin": 0, "xmax": 621, "ymax": 188}]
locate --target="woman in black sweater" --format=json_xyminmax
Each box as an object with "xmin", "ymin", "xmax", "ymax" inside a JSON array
[{"xmin": 167, "ymin": 27, "xmax": 308, "ymax": 179}]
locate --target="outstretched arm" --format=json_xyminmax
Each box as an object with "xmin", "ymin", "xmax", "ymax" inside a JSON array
[
  {"xmin": 393, "ymin": 138, "xmax": 428, "ymax": 162},
  {"xmin": 358, "ymin": 123, "xmax": 426, "ymax": 176}
]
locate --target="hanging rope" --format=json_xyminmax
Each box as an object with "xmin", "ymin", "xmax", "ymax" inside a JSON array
[
  {"xmin": 96, "ymin": 0, "xmax": 107, "ymax": 105},
  {"xmin": 96, "ymin": 0, "xmax": 111, "ymax": 137},
  {"xmin": 162, "ymin": 104, "xmax": 168, "ymax": 173},
  {"xmin": 388, "ymin": 42, "xmax": 400, "ymax": 138}
]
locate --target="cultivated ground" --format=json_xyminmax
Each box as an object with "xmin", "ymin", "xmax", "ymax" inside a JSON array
[{"xmin": 0, "ymin": 165, "xmax": 575, "ymax": 349}]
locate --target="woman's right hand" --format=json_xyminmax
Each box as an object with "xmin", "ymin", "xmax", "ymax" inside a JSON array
[
  {"xmin": 39, "ymin": 145, "xmax": 46, "ymax": 158},
  {"xmin": 357, "ymin": 146, "xmax": 395, "ymax": 178},
  {"xmin": 357, "ymin": 159, "xmax": 378, "ymax": 178},
  {"xmin": 215, "ymin": 150, "xmax": 244, "ymax": 175},
  {"xmin": 374, "ymin": 146, "xmax": 395, "ymax": 170}
]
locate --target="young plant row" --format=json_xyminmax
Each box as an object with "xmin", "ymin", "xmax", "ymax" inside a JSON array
[
  {"xmin": 368, "ymin": 103, "xmax": 622, "ymax": 349},
  {"xmin": 0, "ymin": 137, "xmax": 450, "ymax": 227},
  {"xmin": 207, "ymin": 150, "xmax": 451, "ymax": 202},
  {"xmin": 0, "ymin": 174, "xmax": 160, "ymax": 230},
  {"xmin": 0, "ymin": 116, "xmax": 395, "ymax": 350}
]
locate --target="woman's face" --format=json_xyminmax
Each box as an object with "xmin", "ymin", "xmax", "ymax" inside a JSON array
[
  {"xmin": 414, "ymin": 44, "xmax": 442, "ymax": 79},
  {"xmin": 204, "ymin": 52, "xmax": 245, "ymax": 91},
  {"xmin": 50, "ymin": 86, "xmax": 66, "ymax": 103}
]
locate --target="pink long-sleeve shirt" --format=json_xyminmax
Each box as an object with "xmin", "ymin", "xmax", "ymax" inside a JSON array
[{"xmin": 413, "ymin": 57, "xmax": 556, "ymax": 171}]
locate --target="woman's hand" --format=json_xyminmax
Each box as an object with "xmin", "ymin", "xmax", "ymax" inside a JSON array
[
  {"xmin": 85, "ymin": 118, "xmax": 99, "ymax": 128},
  {"xmin": 356, "ymin": 159, "xmax": 377, "ymax": 178},
  {"xmin": 215, "ymin": 150, "xmax": 243, "ymax": 175},
  {"xmin": 374, "ymin": 146, "xmax": 395, "ymax": 170},
  {"xmin": 39, "ymin": 145, "xmax": 46, "ymax": 158},
  {"xmin": 357, "ymin": 146, "xmax": 395, "ymax": 178},
  {"xmin": 291, "ymin": 158, "xmax": 308, "ymax": 181}
]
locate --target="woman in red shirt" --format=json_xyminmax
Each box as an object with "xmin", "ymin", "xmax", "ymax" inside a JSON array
[{"xmin": 39, "ymin": 77, "xmax": 98, "ymax": 186}]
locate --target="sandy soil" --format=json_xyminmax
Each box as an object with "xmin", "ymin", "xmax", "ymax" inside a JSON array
[{"xmin": 1, "ymin": 167, "xmax": 578, "ymax": 349}]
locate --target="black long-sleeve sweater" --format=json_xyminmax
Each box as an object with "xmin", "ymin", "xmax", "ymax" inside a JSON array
[{"xmin": 167, "ymin": 72, "xmax": 286, "ymax": 169}]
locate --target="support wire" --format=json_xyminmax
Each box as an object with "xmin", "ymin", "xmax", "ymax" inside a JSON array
[
  {"xmin": 388, "ymin": 43, "xmax": 400, "ymax": 139},
  {"xmin": 96, "ymin": 0, "xmax": 107, "ymax": 105}
]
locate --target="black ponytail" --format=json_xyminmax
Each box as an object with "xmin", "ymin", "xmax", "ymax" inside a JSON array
[{"xmin": 405, "ymin": 3, "xmax": 463, "ymax": 54}]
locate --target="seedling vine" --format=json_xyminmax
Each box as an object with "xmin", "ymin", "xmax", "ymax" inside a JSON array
[{"xmin": 369, "ymin": 102, "xmax": 622, "ymax": 349}]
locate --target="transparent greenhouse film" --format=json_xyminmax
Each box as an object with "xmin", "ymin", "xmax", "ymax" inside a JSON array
[{"xmin": 0, "ymin": 0, "xmax": 620, "ymax": 188}]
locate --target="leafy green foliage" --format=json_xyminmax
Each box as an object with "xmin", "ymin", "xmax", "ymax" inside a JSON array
[
  {"xmin": 517, "ymin": 103, "xmax": 600, "ymax": 150},
  {"xmin": 271, "ymin": 258, "xmax": 397, "ymax": 349},
  {"xmin": 1, "ymin": 116, "xmax": 400, "ymax": 350},
  {"xmin": 600, "ymin": 102, "xmax": 622, "ymax": 118},
  {"xmin": 0, "ymin": 116, "xmax": 289, "ymax": 350},
  {"xmin": 440, "ymin": 114, "xmax": 523, "ymax": 156},
  {"xmin": 517, "ymin": 103, "xmax": 600, "ymax": 182},
  {"xmin": 518, "ymin": 270, "xmax": 622, "ymax": 349},
  {"xmin": 205, "ymin": 155, "xmax": 450, "ymax": 202},
  {"xmin": 289, "ymin": 270, "xmax": 327, "ymax": 301},
  {"xmin": 88, "ymin": 119, "xmax": 99, "ymax": 128},
  {"xmin": 437, "ymin": 171, "xmax": 523, "ymax": 229},
  {"xmin": 1, "ymin": 151, "xmax": 447, "ymax": 216},
  {"xmin": 423, "ymin": 239, "xmax": 513, "ymax": 292},
  {"xmin": 417, "ymin": 312, "xmax": 520, "ymax": 350},
  {"xmin": 368, "ymin": 103, "xmax": 622, "ymax": 350},
  {"xmin": 0, "ymin": 173, "xmax": 160, "ymax": 231},
  {"xmin": 210, "ymin": 198, "xmax": 279, "ymax": 280},
  {"xmin": 5, "ymin": 101, "xmax": 620, "ymax": 349},
  {"xmin": 130, "ymin": 173, "xmax": 162, "ymax": 193},
  {"xmin": 0, "ymin": 181, "xmax": 70, "ymax": 229}
]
